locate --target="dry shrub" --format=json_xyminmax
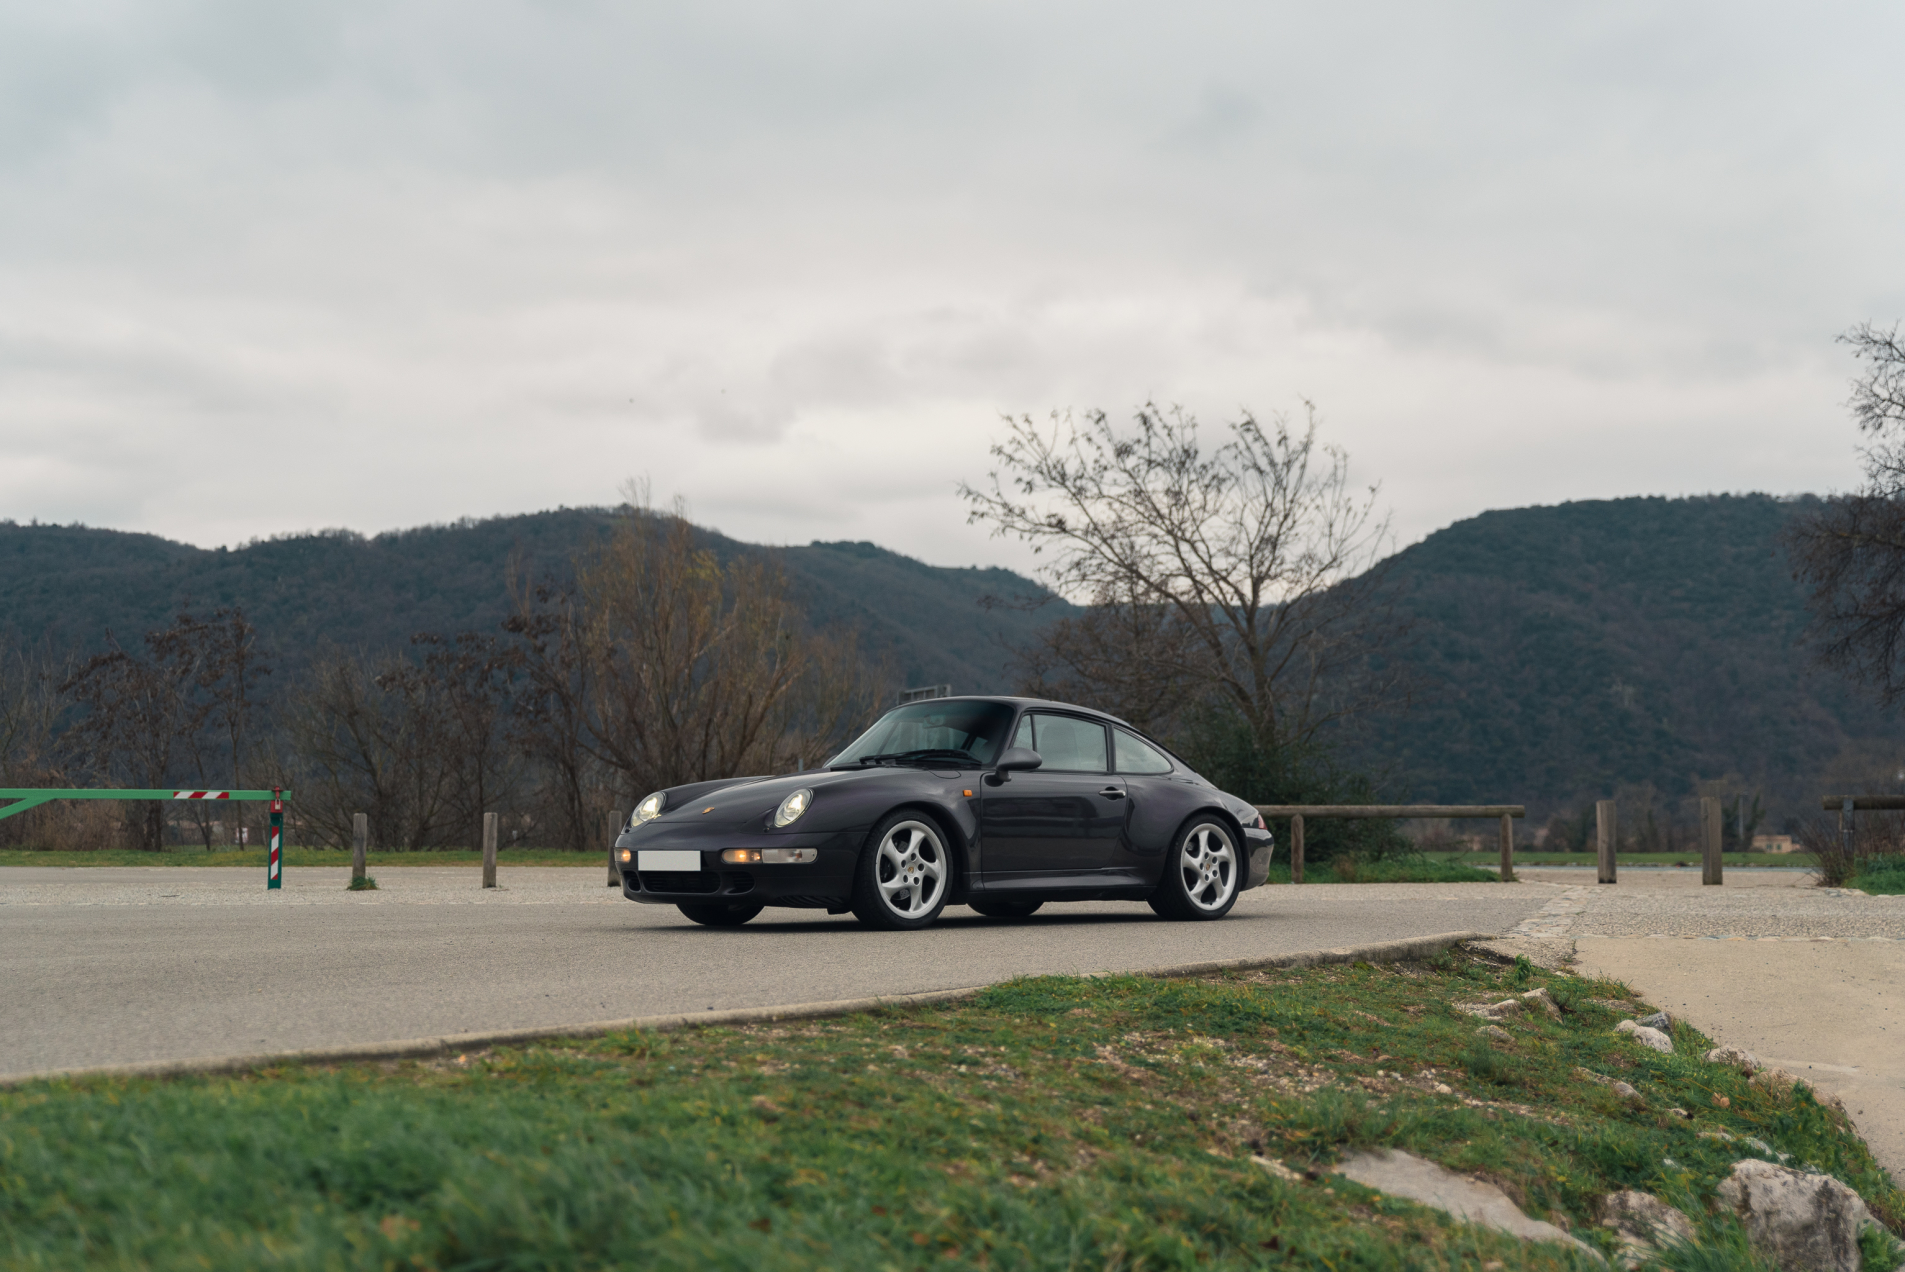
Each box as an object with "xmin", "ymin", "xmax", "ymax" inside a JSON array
[
  {"xmin": 1797, "ymin": 811, "xmax": 1905, "ymax": 886},
  {"xmin": 2, "ymin": 800, "xmax": 132, "ymax": 852}
]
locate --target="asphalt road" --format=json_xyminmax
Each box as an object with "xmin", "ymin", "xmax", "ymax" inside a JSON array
[{"xmin": 0, "ymin": 866, "xmax": 1554, "ymax": 1079}]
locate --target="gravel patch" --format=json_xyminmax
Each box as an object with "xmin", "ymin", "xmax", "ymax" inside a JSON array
[{"xmin": 1504, "ymin": 870, "xmax": 1905, "ymax": 942}]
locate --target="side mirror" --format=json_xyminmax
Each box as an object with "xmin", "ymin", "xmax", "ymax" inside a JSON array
[{"xmin": 988, "ymin": 747, "xmax": 1043, "ymax": 785}]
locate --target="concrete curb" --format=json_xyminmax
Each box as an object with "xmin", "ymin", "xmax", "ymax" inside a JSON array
[{"xmin": 0, "ymin": 929, "xmax": 1489, "ymax": 1088}]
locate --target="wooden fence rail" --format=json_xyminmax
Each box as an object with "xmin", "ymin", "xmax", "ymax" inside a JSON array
[{"xmin": 1252, "ymin": 804, "xmax": 1526, "ymax": 884}]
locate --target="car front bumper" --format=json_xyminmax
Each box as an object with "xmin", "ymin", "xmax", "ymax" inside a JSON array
[
  {"xmin": 617, "ymin": 826, "xmax": 863, "ymax": 907},
  {"xmin": 1243, "ymin": 828, "xmax": 1275, "ymax": 890}
]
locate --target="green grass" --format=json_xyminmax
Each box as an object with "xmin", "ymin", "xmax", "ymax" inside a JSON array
[
  {"xmin": 0, "ymin": 847, "xmax": 604, "ymax": 868},
  {"xmin": 1852, "ymin": 855, "xmax": 1905, "ymax": 896},
  {"xmin": 1428, "ymin": 851, "xmax": 1809, "ymax": 870},
  {"xmin": 3, "ymin": 951, "xmax": 1897, "ymax": 1270}
]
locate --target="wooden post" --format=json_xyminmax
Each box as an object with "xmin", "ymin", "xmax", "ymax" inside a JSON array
[
  {"xmin": 1700, "ymin": 796, "xmax": 1723, "ymax": 886},
  {"xmin": 1498, "ymin": 812, "xmax": 1516, "ymax": 882},
  {"xmin": 1596, "ymin": 799, "xmax": 1617, "ymax": 884},
  {"xmin": 1290, "ymin": 814, "xmax": 1305, "ymax": 884},
  {"xmin": 607, "ymin": 808, "xmax": 624, "ymax": 887},
  {"xmin": 351, "ymin": 812, "xmax": 367, "ymax": 884},
  {"xmin": 481, "ymin": 811, "xmax": 498, "ymax": 889}
]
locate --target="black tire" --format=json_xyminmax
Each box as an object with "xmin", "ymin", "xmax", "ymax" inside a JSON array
[
  {"xmin": 1148, "ymin": 818, "xmax": 1242, "ymax": 921},
  {"xmin": 850, "ymin": 812, "xmax": 953, "ymax": 930},
  {"xmin": 969, "ymin": 899, "xmax": 1044, "ymax": 919},
  {"xmin": 677, "ymin": 902, "xmax": 765, "ymax": 927}
]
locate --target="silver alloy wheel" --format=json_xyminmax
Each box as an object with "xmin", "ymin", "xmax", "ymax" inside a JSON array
[
  {"xmin": 876, "ymin": 819, "xmax": 946, "ymax": 919},
  {"xmin": 1178, "ymin": 822, "xmax": 1238, "ymax": 912}
]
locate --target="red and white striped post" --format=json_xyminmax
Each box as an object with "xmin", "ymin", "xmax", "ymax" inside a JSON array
[{"xmin": 268, "ymin": 788, "xmax": 284, "ymax": 890}]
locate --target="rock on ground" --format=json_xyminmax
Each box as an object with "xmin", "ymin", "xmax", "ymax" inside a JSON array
[
  {"xmin": 1715, "ymin": 1158, "xmax": 1872, "ymax": 1272},
  {"xmin": 1704, "ymin": 1045, "xmax": 1762, "ymax": 1075},
  {"xmin": 1613, "ymin": 1019, "xmax": 1674, "ymax": 1052},
  {"xmin": 1333, "ymin": 1149, "xmax": 1604, "ymax": 1263},
  {"xmin": 1251, "ymin": 1155, "xmax": 1303, "ymax": 1183},
  {"xmin": 1597, "ymin": 1191, "xmax": 1695, "ymax": 1270},
  {"xmin": 1518, "ymin": 987, "xmax": 1563, "ymax": 1020}
]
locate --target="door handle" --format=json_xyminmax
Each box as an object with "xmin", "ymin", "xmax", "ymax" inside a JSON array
[{"xmin": 1099, "ymin": 787, "xmax": 1125, "ymax": 800}]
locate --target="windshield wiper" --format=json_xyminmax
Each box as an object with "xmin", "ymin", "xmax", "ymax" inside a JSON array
[{"xmin": 832, "ymin": 748, "xmax": 982, "ymax": 770}]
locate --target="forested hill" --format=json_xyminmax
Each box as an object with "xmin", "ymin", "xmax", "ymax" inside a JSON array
[
  {"xmin": 6, "ymin": 494, "xmax": 1898, "ymax": 831},
  {"xmin": 0, "ymin": 510, "xmax": 1067, "ymax": 694},
  {"xmin": 1340, "ymin": 494, "xmax": 1905, "ymax": 831}
]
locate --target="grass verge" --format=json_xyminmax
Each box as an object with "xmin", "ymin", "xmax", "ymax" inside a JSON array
[
  {"xmin": 1428, "ymin": 851, "xmax": 1809, "ymax": 870},
  {"xmin": 1851, "ymin": 855, "xmax": 1905, "ymax": 895},
  {"xmin": 4, "ymin": 948, "xmax": 1897, "ymax": 1270},
  {"xmin": 0, "ymin": 847, "xmax": 605, "ymax": 868}
]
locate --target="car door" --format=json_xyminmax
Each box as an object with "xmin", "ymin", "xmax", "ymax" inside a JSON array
[{"xmin": 979, "ymin": 713, "xmax": 1128, "ymax": 881}]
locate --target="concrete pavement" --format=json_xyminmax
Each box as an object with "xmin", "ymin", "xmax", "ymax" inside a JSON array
[
  {"xmin": 0, "ymin": 866, "xmax": 1557, "ymax": 1080},
  {"xmin": 1507, "ymin": 866, "xmax": 1905, "ymax": 1182}
]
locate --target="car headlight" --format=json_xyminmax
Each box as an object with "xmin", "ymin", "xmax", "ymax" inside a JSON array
[
  {"xmin": 632, "ymin": 792, "xmax": 665, "ymax": 825},
  {"xmin": 773, "ymin": 787, "xmax": 813, "ymax": 828}
]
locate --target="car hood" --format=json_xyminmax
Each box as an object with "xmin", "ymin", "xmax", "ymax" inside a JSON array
[{"xmin": 648, "ymin": 770, "xmax": 860, "ymax": 827}]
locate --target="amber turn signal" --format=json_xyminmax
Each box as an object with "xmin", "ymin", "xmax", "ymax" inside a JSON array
[{"xmin": 721, "ymin": 847, "xmax": 818, "ymax": 865}]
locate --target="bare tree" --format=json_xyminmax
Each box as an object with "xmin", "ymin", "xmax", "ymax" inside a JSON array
[
  {"xmin": 60, "ymin": 622, "xmax": 213, "ymax": 850},
  {"xmin": 400, "ymin": 631, "xmax": 525, "ymax": 851},
  {"xmin": 577, "ymin": 509, "xmax": 806, "ymax": 790},
  {"xmin": 961, "ymin": 403, "xmax": 1404, "ymax": 754},
  {"xmin": 991, "ymin": 582, "xmax": 1208, "ymax": 737},
  {"xmin": 502, "ymin": 577, "xmax": 609, "ymax": 853},
  {"xmin": 505, "ymin": 498, "xmax": 890, "ymax": 845},
  {"xmin": 0, "ymin": 642, "xmax": 65, "ymax": 784},
  {"xmin": 1790, "ymin": 323, "xmax": 1905, "ymax": 704},
  {"xmin": 0, "ymin": 641, "xmax": 73, "ymax": 847},
  {"xmin": 285, "ymin": 650, "xmax": 461, "ymax": 851},
  {"xmin": 177, "ymin": 608, "xmax": 270, "ymax": 849}
]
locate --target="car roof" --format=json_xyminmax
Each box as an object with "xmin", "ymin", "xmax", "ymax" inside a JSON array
[{"xmin": 904, "ymin": 695, "xmax": 1136, "ymax": 730}]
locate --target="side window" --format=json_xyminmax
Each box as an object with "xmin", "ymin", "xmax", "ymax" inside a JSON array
[
  {"xmin": 1011, "ymin": 715, "xmax": 1034, "ymax": 752},
  {"xmin": 1113, "ymin": 728, "xmax": 1174, "ymax": 775},
  {"xmin": 1029, "ymin": 714, "xmax": 1108, "ymax": 773}
]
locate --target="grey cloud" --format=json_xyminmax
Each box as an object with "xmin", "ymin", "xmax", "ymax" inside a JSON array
[{"xmin": 0, "ymin": 0, "xmax": 1888, "ymax": 566}]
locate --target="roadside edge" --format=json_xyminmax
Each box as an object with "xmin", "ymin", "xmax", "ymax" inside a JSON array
[{"xmin": 1, "ymin": 930, "xmax": 1491, "ymax": 1087}]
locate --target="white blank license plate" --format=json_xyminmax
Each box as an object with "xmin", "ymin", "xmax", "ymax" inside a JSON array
[{"xmin": 637, "ymin": 850, "xmax": 702, "ymax": 871}]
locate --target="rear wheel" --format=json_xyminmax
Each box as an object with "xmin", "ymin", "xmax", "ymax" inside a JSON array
[
  {"xmin": 677, "ymin": 902, "xmax": 764, "ymax": 927},
  {"xmin": 850, "ymin": 813, "xmax": 952, "ymax": 930},
  {"xmin": 969, "ymin": 899, "xmax": 1043, "ymax": 919},
  {"xmin": 1148, "ymin": 819, "xmax": 1241, "ymax": 921}
]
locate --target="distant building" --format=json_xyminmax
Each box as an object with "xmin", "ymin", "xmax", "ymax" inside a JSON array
[{"xmin": 1751, "ymin": 834, "xmax": 1798, "ymax": 853}]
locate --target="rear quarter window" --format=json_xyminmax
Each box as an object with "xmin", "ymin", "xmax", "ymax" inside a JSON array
[{"xmin": 1113, "ymin": 728, "xmax": 1174, "ymax": 775}]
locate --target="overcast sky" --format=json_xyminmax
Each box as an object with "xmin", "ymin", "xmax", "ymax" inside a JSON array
[{"xmin": 1, "ymin": 2, "xmax": 1897, "ymax": 575}]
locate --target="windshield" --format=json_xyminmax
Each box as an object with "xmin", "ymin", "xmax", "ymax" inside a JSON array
[{"xmin": 828, "ymin": 700, "xmax": 1018, "ymax": 768}]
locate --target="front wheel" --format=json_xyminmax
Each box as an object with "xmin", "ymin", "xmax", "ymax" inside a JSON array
[
  {"xmin": 677, "ymin": 902, "xmax": 764, "ymax": 927},
  {"xmin": 1148, "ymin": 819, "xmax": 1241, "ymax": 921},
  {"xmin": 850, "ymin": 813, "xmax": 952, "ymax": 930},
  {"xmin": 969, "ymin": 899, "xmax": 1043, "ymax": 919}
]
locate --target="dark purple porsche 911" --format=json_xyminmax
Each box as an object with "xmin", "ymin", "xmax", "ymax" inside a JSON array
[{"xmin": 615, "ymin": 695, "xmax": 1275, "ymax": 930}]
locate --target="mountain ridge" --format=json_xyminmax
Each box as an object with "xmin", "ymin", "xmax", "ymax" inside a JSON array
[{"xmin": 5, "ymin": 493, "xmax": 1899, "ymax": 832}]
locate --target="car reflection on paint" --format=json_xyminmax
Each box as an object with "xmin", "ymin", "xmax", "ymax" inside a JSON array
[{"xmin": 614, "ymin": 696, "xmax": 1275, "ymax": 930}]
